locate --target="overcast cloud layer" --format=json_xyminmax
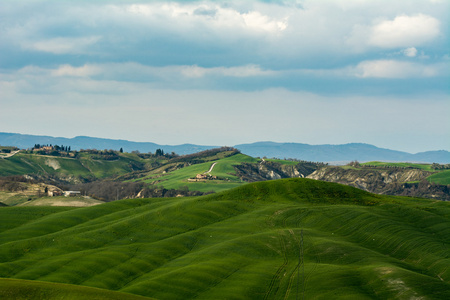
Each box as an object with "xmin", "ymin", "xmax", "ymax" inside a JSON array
[{"xmin": 1, "ymin": 0, "xmax": 449, "ymax": 153}]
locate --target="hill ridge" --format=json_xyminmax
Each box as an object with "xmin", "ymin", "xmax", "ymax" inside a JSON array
[{"xmin": 1, "ymin": 132, "xmax": 449, "ymax": 163}]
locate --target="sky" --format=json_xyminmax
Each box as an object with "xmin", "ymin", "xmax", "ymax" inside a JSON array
[{"xmin": 0, "ymin": 0, "xmax": 449, "ymax": 153}]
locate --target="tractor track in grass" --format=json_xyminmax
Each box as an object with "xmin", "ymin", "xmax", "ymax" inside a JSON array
[
  {"xmin": 283, "ymin": 229, "xmax": 300, "ymax": 300},
  {"xmin": 264, "ymin": 230, "xmax": 289, "ymax": 300},
  {"xmin": 291, "ymin": 214, "xmax": 320, "ymax": 299}
]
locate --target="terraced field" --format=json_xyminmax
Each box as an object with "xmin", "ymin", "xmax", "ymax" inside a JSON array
[{"xmin": 0, "ymin": 178, "xmax": 449, "ymax": 299}]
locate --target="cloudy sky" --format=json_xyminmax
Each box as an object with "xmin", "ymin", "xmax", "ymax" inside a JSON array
[{"xmin": 1, "ymin": 0, "xmax": 449, "ymax": 153}]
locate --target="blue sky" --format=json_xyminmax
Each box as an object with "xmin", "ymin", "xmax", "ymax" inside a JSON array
[{"xmin": 1, "ymin": 0, "xmax": 449, "ymax": 153}]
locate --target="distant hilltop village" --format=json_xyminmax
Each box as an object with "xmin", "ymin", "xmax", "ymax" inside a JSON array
[
  {"xmin": 32, "ymin": 144, "xmax": 71, "ymax": 151},
  {"xmin": 31, "ymin": 144, "xmax": 76, "ymax": 157}
]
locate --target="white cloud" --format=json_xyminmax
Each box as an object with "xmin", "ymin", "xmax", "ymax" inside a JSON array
[
  {"xmin": 51, "ymin": 64, "xmax": 101, "ymax": 77},
  {"xmin": 2, "ymin": 0, "xmax": 448, "ymax": 71},
  {"xmin": 22, "ymin": 36, "xmax": 101, "ymax": 54},
  {"xmin": 50, "ymin": 63, "xmax": 274, "ymax": 80},
  {"xmin": 369, "ymin": 14, "xmax": 440, "ymax": 48},
  {"xmin": 355, "ymin": 60, "xmax": 440, "ymax": 78},
  {"xmin": 179, "ymin": 65, "xmax": 274, "ymax": 78},
  {"xmin": 0, "ymin": 63, "xmax": 278, "ymax": 96},
  {"xmin": 126, "ymin": 3, "xmax": 288, "ymax": 34},
  {"xmin": 403, "ymin": 47, "xmax": 418, "ymax": 57},
  {"xmin": 242, "ymin": 11, "xmax": 288, "ymax": 32}
]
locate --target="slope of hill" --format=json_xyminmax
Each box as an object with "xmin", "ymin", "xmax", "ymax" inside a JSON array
[
  {"xmin": 307, "ymin": 164, "xmax": 450, "ymax": 200},
  {"xmin": 0, "ymin": 278, "xmax": 154, "ymax": 300},
  {"xmin": 132, "ymin": 151, "xmax": 260, "ymax": 193},
  {"xmin": 2, "ymin": 132, "xmax": 449, "ymax": 163},
  {"xmin": 0, "ymin": 178, "xmax": 449, "ymax": 299},
  {"xmin": 0, "ymin": 151, "xmax": 148, "ymax": 181}
]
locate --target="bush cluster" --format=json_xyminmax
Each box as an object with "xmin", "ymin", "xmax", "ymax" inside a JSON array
[
  {"xmin": 170, "ymin": 147, "xmax": 239, "ymax": 164},
  {"xmin": 0, "ymin": 176, "xmax": 35, "ymax": 192},
  {"xmin": 69, "ymin": 181, "xmax": 206, "ymax": 202},
  {"xmin": 431, "ymin": 163, "xmax": 450, "ymax": 170}
]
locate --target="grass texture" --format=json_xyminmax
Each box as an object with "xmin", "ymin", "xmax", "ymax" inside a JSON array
[
  {"xmin": 0, "ymin": 178, "xmax": 449, "ymax": 299},
  {"xmin": 362, "ymin": 161, "xmax": 435, "ymax": 171},
  {"xmin": 427, "ymin": 170, "xmax": 450, "ymax": 185},
  {"xmin": 0, "ymin": 153, "xmax": 143, "ymax": 179}
]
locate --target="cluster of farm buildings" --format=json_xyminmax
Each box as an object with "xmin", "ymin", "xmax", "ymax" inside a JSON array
[
  {"xmin": 188, "ymin": 174, "xmax": 218, "ymax": 182},
  {"xmin": 47, "ymin": 189, "xmax": 80, "ymax": 197}
]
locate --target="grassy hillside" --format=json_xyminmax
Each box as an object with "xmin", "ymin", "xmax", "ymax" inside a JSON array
[
  {"xmin": 137, "ymin": 153, "xmax": 259, "ymax": 192},
  {"xmin": 0, "ymin": 178, "xmax": 448, "ymax": 299},
  {"xmin": 427, "ymin": 170, "xmax": 450, "ymax": 185},
  {"xmin": 265, "ymin": 158, "xmax": 299, "ymax": 166},
  {"xmin": 17, "ymin": 196, "xmax": 104, "ymax": 207},
  {"xmin": 362, "ymin": 161, "xmax": 450, "ymax": 185},
  {"xmin": 0, "ymin": 152, "xmax": 146, "ymax": 179},
  {"xmin": 362, "ymin": 161, "xmax": 435, "ymax": 171},
  {"xmin": 0, "ymin": 149, "xmax": 257, "ymax": 195},
  {"xmin": 0, "ymin": 278, "xmax": 154, "ymax": 300}
]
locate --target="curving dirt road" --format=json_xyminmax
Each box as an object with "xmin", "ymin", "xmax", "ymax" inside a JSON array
[
  {"xmin": 204, "ymin": 162, "xmax": 217, "ymax": 174},
  {"xmin": 0, "ymin": 150, "xmax": 20, "ymax": 159}
]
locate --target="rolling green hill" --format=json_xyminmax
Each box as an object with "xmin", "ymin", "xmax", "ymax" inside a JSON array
[
  {"xmin": 0, "ymin": 278, "xmax": 154, "ymax": 300},
  {"xmin": 0, "ymin": 178, "xmax": 448, "ymax": 299},
  {"xmin": 0, "ymin": 152, "xmax": 148, "ymax": 180},
  {"xmin": 137, "ymin": 153, "xmax": 259, "ymax": 192},
  {"xmin": 427, "ymin": 170, "xmax": 450, "ymax": 185}
]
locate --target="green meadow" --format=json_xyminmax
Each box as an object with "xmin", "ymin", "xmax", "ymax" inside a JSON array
[
  {"xmin": 0, "ymin": 278, "xmax": 154, "ymax": 300},
  {"xmin": 266, "ymin": 158, "xmax": 299, "ymax": 166},
  {"xmin": 427, "ymin": 170, "xmax": 450, "ymax": 185},
  {"xmin": 362, "ymin": 161, "xmax": 435, "ymax": 171},
  {"xmin": 139, "ymin": 153, "xmax": 259, "ymax": 192},
  {"xmin": 0, "ymin": 178, "xmax": 449, "ymax": 299},
  {"xmin": 0, "ymin": 152, "xmax": 146, "ymax": 179}
]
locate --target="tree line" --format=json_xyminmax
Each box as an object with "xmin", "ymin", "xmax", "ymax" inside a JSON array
[
  {"xmin": 33, "ymin": 144, "xmax": 71, "ymax": 152},
  {"xmin": 431, "ymin": 163, "xmax": 450, "ymax": 170}
]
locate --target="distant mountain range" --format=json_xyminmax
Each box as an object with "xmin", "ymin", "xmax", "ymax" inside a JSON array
[
  {"xmin": 235, "ymin": 142, "xmax": 450, "ymax": 164},
  {"xmin": 1, "ymin": 132, "xmax": 449, "ymax": 164}
]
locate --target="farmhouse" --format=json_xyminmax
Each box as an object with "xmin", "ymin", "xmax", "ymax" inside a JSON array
[
  {"xmin": 196, "ymin": 174, "xmax": 208, "ymax": 180},
  {"xmin": 33, "ymin": 146, "xmax": 53, "ymax": 152},
  {"xmin": 48, "ymin": 190, "xmax": 63, "ymax": 197},
  {"xmin": 64, "ymin": 191, "xmax": 81, "ymax": 197},
  {"xmin": 188, "ymin": 174, "xmax": 218, "ymax": 182}
]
